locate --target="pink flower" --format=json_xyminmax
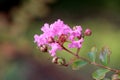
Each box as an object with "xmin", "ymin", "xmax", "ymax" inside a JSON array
[
  {"xmin": 34, "ymin": 34, "xmax": 39, "ymax": 43},
  {"xmin": 34, "ymin": 19, "xmax": 86, "ymax": 57},
  {"xmin": 68, "ymin": 38, "xmax": 84, "ymax": 48},
  {"xmin": 34, "ymin": 34, "xmax": 47, "ymax": 46},
  {"xmin": 49, "ymin": 43, "xmax": 62, "ymax": 56},
  {"xmin": 41, "ymin": 23, "xmax": 50, "ymax": 33},
  {"xmin": 69, "ymin": 26, "xmax": 82, "ymax": 41},
  {"xmin": 41, "ymin": 23, "xmax": 54, "ymax": 38},
  {"xmin": 50, "ymin": 19, "xmax": 71, "ymax": 36}
]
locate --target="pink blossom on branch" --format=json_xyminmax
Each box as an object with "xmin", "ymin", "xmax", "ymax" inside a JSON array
[{"xmin": 33, "ymin": 20, "xmax": 118, "ymax": 80}]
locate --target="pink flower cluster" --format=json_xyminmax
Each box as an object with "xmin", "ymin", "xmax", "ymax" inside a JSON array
[{"xmin": 34, "ymin": 19, "xmax": 84, "ymax": 57}]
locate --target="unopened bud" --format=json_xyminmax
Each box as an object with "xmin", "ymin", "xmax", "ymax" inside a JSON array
[
  {"xmin": 52, "ymin": 57, "xmax": 58, "ymax": 64},
  {"xmin": 58, "ymin": 34, "xmax": 68, "ymax": 45},
  {"xmin": 84, "ymin": 28, "xmax": 92, "ymax": 36},
  {"xmin": 40, "ymin": 45, "xmax": 47, "ymax": 52},
  {"xmin": 77, "ymin": 35, "xmax": 82, "ymax": 39},
  {"xmin": 57, "ymin": 58, "xmax": 66, "ymax": 65},
  {"xmin": 52, "ymin": 57, "xmax": 66, "ymax": 66},
  {"xmin": 48, "ymin": 37, "xmax": 54, "ymax": 43}
]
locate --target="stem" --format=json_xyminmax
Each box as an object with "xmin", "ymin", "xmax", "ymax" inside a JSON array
[
  {"xmin": 62, "ymin": 46, "xmax": 120, "ymax": 73},
  {"xmin": 76, "ymin": 48, "xmax": 80, "ymax": 56},
  {"xmin": 91, "ymin": 62, "xmax": 118, "ymax": 73},
  {"xmin": 62, "ymin": 46, "xmax": 75, "ymax": 55}
]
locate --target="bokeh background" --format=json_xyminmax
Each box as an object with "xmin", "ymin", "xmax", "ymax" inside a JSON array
[{"xmin": 0, "ymin": 0, "xmax": 120, "ymax": 80}]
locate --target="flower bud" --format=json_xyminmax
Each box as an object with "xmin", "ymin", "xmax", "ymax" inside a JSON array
[
  {"xmin": 52, "ymin": 57, "xmax": 58, "ymax": 64},
  {"xmin": 48, "ymin": 37, "xmax": 54, "ymax": 43},
  {"xmin": 57, "ymin": 58, "xmax": 66, "ymax": 65},
  {"xmin": 40, "ymin": 45, "xmax": 47, "ymax": 52},
  {"xmin": 84, "ymin": 28, "xmax": 92, "ymax": 36},
  {"xmin": 52, "ymin": 57, "xmax": 66, "ymax": 66},
  {"xmin": 58, "ymin": 34, "xmax": 68, "ymax": 45},
  {"xmin": 77, "ymin": 35, "xmax": 82, "ymax": 39}
]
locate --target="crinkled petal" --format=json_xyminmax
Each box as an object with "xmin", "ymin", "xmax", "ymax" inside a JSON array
[
  {"xmin": 41, "ymin": 23, "xmax": 50, "ymax": 32},
  {"xmin": 76, "ymin": 26, "xmax": 82, "ymax": 32},
  {"xmin": 34, "ymin": 34, "xmax": 40, "ymax": 43},
  {"xmin": 34, "ymin": 34, "xmax": 47, "ymax": 46},
  {"xmin": 50, "ymin": 19, "xmax": 71, "ymax": 36},
  {"xmin": 49, "ymin": 43, "xmax": 62, "ymax": 56},
  {"xmin": 69, "ymin": 26, "xmax": 82, "ymax": 41},
  {"xmin": 41, "ymin": 23, "xmax": 55, "ymax": 38},
  {"xmin": 68, "ymin": 38, "xmax": 84, "ymax": 48}
]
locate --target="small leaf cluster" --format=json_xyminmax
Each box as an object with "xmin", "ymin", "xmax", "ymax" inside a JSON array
[{"xmin": 71, "ymin": 46, "xmax": 113, "ymax": 80}]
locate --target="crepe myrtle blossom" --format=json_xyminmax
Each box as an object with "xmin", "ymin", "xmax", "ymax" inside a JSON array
[
  {"xmin": 33, "ymin": 22, "xmax": 120, "ymax": 80},
  {"xmin": 34, "ymin": 19, "xmax": 92, "ymax": 57}
]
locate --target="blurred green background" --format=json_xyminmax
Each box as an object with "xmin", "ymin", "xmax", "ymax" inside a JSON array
[{"xmin": 0, "ymin": 0, "xmax": 120, "ymax": 80}]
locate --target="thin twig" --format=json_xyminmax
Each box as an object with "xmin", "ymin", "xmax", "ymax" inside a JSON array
[
  {"xmin": 62, "ymin": 46, "xmax": 120, "ymax": 73},
  {"xmin": 76, "ymin": 48, "xmax": 80, "ymax": 56},
  {"xmin": 62, "ymin": 46, "xmax": 75, "ymax": 55}
]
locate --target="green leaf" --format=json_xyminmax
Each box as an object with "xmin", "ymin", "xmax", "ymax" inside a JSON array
[
  {"xmin": 99, "ymin": 53, "xmax": 108, "ymax": 66},
  {"xmin": 88, "ymin": 52, "xmax": 96, "ymax": 62},
  {"xmin": 99, "ymin": 47, "xmax": 111, "ymax": 66},
  {"xmin": 92, "ymin": 69, "xmax": 110, "ymax": 80},
  {"xmin": 88, "ymin": 46, "xmax": 97, "ymax": 62},
  {"xmin": 72, "ymin": 60, "xmax": 88, "ymax": 70}
]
